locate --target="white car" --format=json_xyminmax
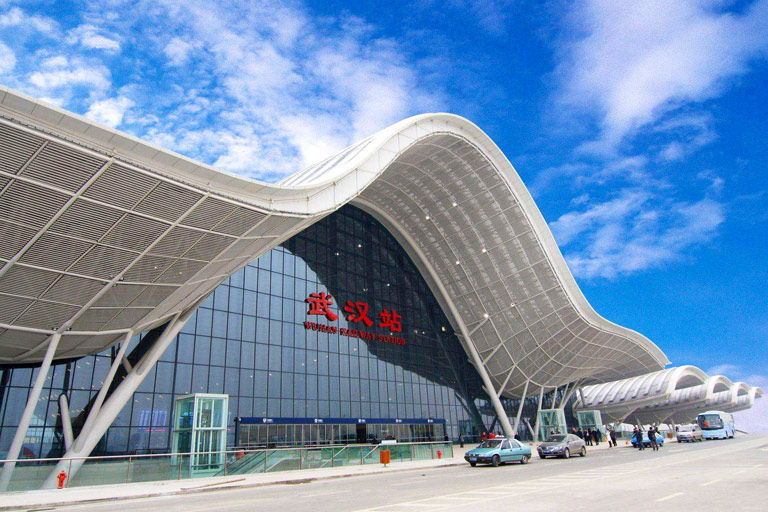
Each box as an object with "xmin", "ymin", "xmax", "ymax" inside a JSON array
[{"xmin": 676, "ymin": 424, "xmax": 703, "ymax": 442}]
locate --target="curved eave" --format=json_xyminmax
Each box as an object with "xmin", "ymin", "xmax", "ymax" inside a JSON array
[{"xmin": 0, "ymin": 86, "xmax": 668, "ymax": 397}]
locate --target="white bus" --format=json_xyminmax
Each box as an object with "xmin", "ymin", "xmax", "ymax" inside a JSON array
[{"xmin": 696, "ymin": 410, "xmax": 735, "ymax": 440}]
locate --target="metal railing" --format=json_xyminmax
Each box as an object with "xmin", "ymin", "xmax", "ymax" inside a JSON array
[{"xmin": 0, "ymin": 441, "xmax": 453, "ymax": 492}]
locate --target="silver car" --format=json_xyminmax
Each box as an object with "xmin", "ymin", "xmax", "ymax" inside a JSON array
[
  {"xmin": 676, "ymin": 424, "xmax": 703, "ymax": 442},
  {"xmin": 537, "ymin": 434, "xmax": 586, "ymax": 459}
]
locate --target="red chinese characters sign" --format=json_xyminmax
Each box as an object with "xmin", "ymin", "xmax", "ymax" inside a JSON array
[{"xmin": 304, "ymin": 292, "xmax": 405, "ymax": 345}]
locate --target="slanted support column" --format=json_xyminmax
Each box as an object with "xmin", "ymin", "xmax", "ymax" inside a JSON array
[
  {"xmin": 532, "ymin": 386, "xmax": 545, "ymax": 442},
  {"xmin": 0, "ymin": 333, "xmax": 61, "ymax": 491},
  {"xmin": 42, "ymin": 307, "xmax": 197, "ymax": 489},
  {"xmin": 513, "ymin": 380, "xmax": 530, "ymax": 434},
  {"xmin": 73, "ymin": 331, "xmax": 132, "ymax": 451},
  {"xmin": 58, "ymin": 394, "xmax": 73, "ymax": 451}
]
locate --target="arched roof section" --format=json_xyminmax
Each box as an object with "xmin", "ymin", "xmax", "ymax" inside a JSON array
[
  {"xmin": 706, "ymin": 375, "xmax": 734, "ymax": 396},
  {"xmin": 0, "ymin": 86, "xmax": 671, "ymax": 398}
]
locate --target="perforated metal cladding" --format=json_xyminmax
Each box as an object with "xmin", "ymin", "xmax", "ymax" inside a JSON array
[
  {"xmin": 49, "ymin": 199, "xmax": 124, "ymax": 241},
  {"xmin": 0, "ymin": 123, "xmax": 43, "ymax": 175},
  {"xmin": 103, "ymin": 307, "xmax": 153, "ymax": 330},
  {"xmin": 211, "ymin": 207, "xmax": 268, "ymax": 236},
  {"xmin": 70, "ymin": 245, "xmax": 137, "ymax": 280},
  {"xmin": 19, "ymin": 232, "xmax": 93, "ymax": 271},
  {"xmin": 184, "ymin": 233, "xmax": 235, "ymax": 261},
  {"xmin": 102, "ymin": 214, "xmax": 169, "ymax": 252},
  {"xmin": 92, "ymin": 284, "xmax": 147, "ymax": 307},
  {"xmin": 149, "ymin": 226, "xmax": 204, "ymax": 258},
  {"xmin": 0, "ymin": 219, "xmax": 37, "ymax": 259},
  {"xmin": 133, "ymin": 181, "xmax": 203, "ymax": 221},
  {"xmin": 181, "ymin": 197, "xmax": 237, "ymax": 230},
  {"xmin": 0, "ymin": 295, "xmax": 34, "ymax": 323},
  {"xmin": 0, "ymin": 180, "xmax": 70, "ymax": 228},
  {"xmin": 16, "ymin": 301, "xmax": 81, "ymax": 329},
  {"xmin": 0, "ymin": 265, "xmax": 59, "ymax": 297},
  {"xmin": 156, "ymin": 259, "xmax": 207, "ymax": 284},
  {"xmin": 357, "ymin": 134, "xmax": 663, "ymax": 395},
  {"xmin": 20, "ymin": 142, "xmax": 106, "ymax": 192},
  {"xmin": 42, "ymin": 275, "xmax": 105, "ymax": 305},
  {"xmin": 83, "ymin": 164, "xmax": 159, "ymax": 209}
]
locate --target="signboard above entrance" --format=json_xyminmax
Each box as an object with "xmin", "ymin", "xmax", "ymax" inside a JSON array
[{"xmin": 304, "ymin": 292, "xmax": 406, "ymax": 346}]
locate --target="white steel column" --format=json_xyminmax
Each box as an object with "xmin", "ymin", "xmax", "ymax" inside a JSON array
[
  {"xmin": 513, "ymin": 380, "xmax": 530, "ymax": 434},
  {"xmin": 532, "ymin": 386, "xmax": 545, "ymax": 442},
  {"xmin": 73, "ymin": 331, "xmax": 132, "ymax": 451},
  {"xmin": 0, "ymin": 333, "xmax": 61, "ymax": 491},
  {"xmin": 42, "ymin": 308, "xmax": 196, "ymax": 488},
  {"xmin": 58, "ymin": 394, "xmax": 73, "ymax": 451}
]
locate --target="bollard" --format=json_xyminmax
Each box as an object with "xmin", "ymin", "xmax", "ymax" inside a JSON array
[
  {"xmin": 57, "ymin": 470, "xmax": 67, "ymax": 489},
  {"xmin": 437, "ymin": 449, "xmax": 442, "ymax": 459}
]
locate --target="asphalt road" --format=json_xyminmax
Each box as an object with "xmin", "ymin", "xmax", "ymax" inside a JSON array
[{"xmin": 56, "ymin": 435, "xmax": 768, "ymax": 512}]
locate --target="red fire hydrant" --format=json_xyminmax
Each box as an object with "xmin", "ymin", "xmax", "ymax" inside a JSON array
[
  {"xmin": 437, "ymin": 450, "xmax": 442, "ymax": 459},
  {"xmin": 57, "ymin": 470, "xmax": 67, "ymax": 489}
]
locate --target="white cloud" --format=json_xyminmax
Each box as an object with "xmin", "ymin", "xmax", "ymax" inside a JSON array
[
  {"xmin": 0, "ymin": 6, "xmax": 57, "ymax": 32},
  {"xmin": 550, "ymin": 190, "xmax": 725, "ymax": 279},
  {"xmin": 119, "ymin": 0, "xmax": 443, "ymax": 179},
  {"xmin": 558, "ymin": 0, "xmax": 768, "ymax": 154},
  {"xmin": 706, "ymin": 363, "xmax": 741, "ymax": 376},
  {"xmin": 0, "ymin": 41, "xmax": 15, "ymax": 74},
  {"xmin": 67, "ymin": 24, "xmax": 121, "ymax": 51},
  {"xmin": 163, "ymin": 37, "xmax": 197, "ymax": 66},
  {"xmin": 85, "ymin": 96, "xmax": 134, "ymax": 127},
  {"xmin": 27, "ymin": 56, "xmax": 111, "ymax": 103}
]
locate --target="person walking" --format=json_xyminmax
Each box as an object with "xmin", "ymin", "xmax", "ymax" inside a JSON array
[
  {"xmin": 648, "ymin": 425, "xmax": 659, "ymax": 451},
  {"xmin": 592, "ymin": 428, "xmax": 600, "ymax": 446},
  {"xmin": 584, "ymin": 429, "xmax": 592, "ymax": 446},
  {"xmin": 576, "ymin": 428, "xmax": 584, "ymax": 440},
  {"xmin": 634, "ymin": 427, "xmax": 645, "ymax": 450},
  {"xmin": 609, "ymin": 428, "xmax": 617, "ymax": 448},
  {"xmin": 480, "ymin": 431, "xmax": 487, "ymax": 443},
  {"xmin": 459, "ymin": 433, "xmax": 465, "ymax": 448}
]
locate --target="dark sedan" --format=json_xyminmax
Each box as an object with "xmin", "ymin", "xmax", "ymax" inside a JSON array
[{"xmin": 537, "ymin": 434, "xmax": 586, "ymax": 459}]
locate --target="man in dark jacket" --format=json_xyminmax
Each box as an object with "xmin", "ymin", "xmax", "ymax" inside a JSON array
[
  {"xmin": 648, "ymin": 425, "xmax": 659, "ymax": 451},
  {"xmin": 576, "ymin": 428, "xmax": 584, "ymax": 440},
  {"xmin": 609, "ymin": 428, "xmax": 617, "ymax": 447},
  {"xmin": 634, "ymin": 427, "xmax": 645, "ymax": 450},
  {"xmin": 592, "ymin": 429, "xmax": 600, "ymax": 445}
]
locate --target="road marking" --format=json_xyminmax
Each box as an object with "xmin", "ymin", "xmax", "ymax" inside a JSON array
[
  {"xmin": 304, "ymin": 490, "xmax": 351, "ymax": 497},
  {"xmin": 657, "ymin": 492, "xmax": 685, "ymax": 502},
  {"xmin": 355, "ymin": 438, "xmax": 768, "ymax": 512},
  {"xmin": 700, "ymin": 479, "xmax": 721, "ymax": 487},
  {"xmin": 755, "ymin": 463, "xmax": 764, "ymax": 467}
]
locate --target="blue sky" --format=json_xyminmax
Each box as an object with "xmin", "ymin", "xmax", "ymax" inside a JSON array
[{"xmin": 1, "ymin": 0, "xmax": 766, "ymax": 429}]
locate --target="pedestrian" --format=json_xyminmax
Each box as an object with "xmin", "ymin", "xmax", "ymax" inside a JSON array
[
  {"xmin": 459, "ymin": 433, "xmax": 464, "ymax": 448},
  {"xmin": 648, "ymin": 425, "xmax": 659, "ymax": 451},
  {"xmin": 488, "ymin": 432, "xmax": 495, "ymax": 440},
  {"xmin": 514, "ymin": 433, "xmax": 521, "ymax": 441},
  {"xmin": 480, "ymin": 431, "xmax": 487, "ymax": 443},
  {"xmin": 609, "ymin": 428, "xmax": 617, "ymax": 448},
  {"xmin": 633, "ymin": 427, "xmax": 644, "ymax": 450},
  {"xmin": 576, "ymin": 428, "xmax": 584, "ymax": 440},
  {"xmin": 592, "ymin": 428, "xmax": 600, "ymax": 445}
]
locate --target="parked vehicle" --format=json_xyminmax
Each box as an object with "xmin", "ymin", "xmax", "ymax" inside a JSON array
[
  {"xmin": 675, "ymin": 424, "xmax": 703, "ymax": 443},
  {"xmin": 631, "ymin": 432, "xmax": 665, "ymax": 448},
  {"xmin": 464, "ymin": 438, "xmax": 531, "ymax": 467},
  {"xmin": 697, "ymin": 411, "xmax": 735, "ymax": 440},
  {"xmin": 537, "ymin": 434, "xmax": 586, "ymax": 459}
]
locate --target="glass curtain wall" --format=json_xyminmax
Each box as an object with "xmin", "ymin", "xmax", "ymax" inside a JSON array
[{"xmin": 0, "ymin": 205, "xmax": 581, "ymax": 457}]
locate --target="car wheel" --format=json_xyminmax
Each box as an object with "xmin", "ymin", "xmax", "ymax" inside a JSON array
[
  {"xmin": 539, "ymin": 455, "xmax": 546, "ymax": 459},
  {"xmin": 563, "ymin": 448, "xmax": 570, "ymax": 459},
  {"xmin": 580, "ymin": 447, "xmax": 586, "ymax": 457},
  {"xmin": 520, "ymin": 455, "xmax": 529, "ymax": 464},
  {"xmin": 491, "ymin": 455, "xmax": 500, "ymax": 467},
  {"xmin": 469, "ymin": 462, "xmax": 476, "ymax": 467}
]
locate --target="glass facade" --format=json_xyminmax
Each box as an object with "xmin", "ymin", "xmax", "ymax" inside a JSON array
[{"xmin": 0, "ymin": 205, "xmax": 576, "ymax": 458}]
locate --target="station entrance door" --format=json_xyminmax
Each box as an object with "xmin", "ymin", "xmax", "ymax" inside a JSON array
[{"xmin": 356, "ymin": 424, "xmax": 367, "ymax": 443}]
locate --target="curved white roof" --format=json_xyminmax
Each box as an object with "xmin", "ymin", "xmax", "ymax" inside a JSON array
[
  {"xmin": 0, "ymin": 85, "xmax": 670, "ymax": 398},
  {"xmin": 576, "ymin": 367, "xmax": 764, "ymax": 422}
]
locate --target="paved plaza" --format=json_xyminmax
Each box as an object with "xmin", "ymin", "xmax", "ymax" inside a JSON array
[{"xmin": 2, "ymin": 435, "xmax": 766, "ymax": 511}]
